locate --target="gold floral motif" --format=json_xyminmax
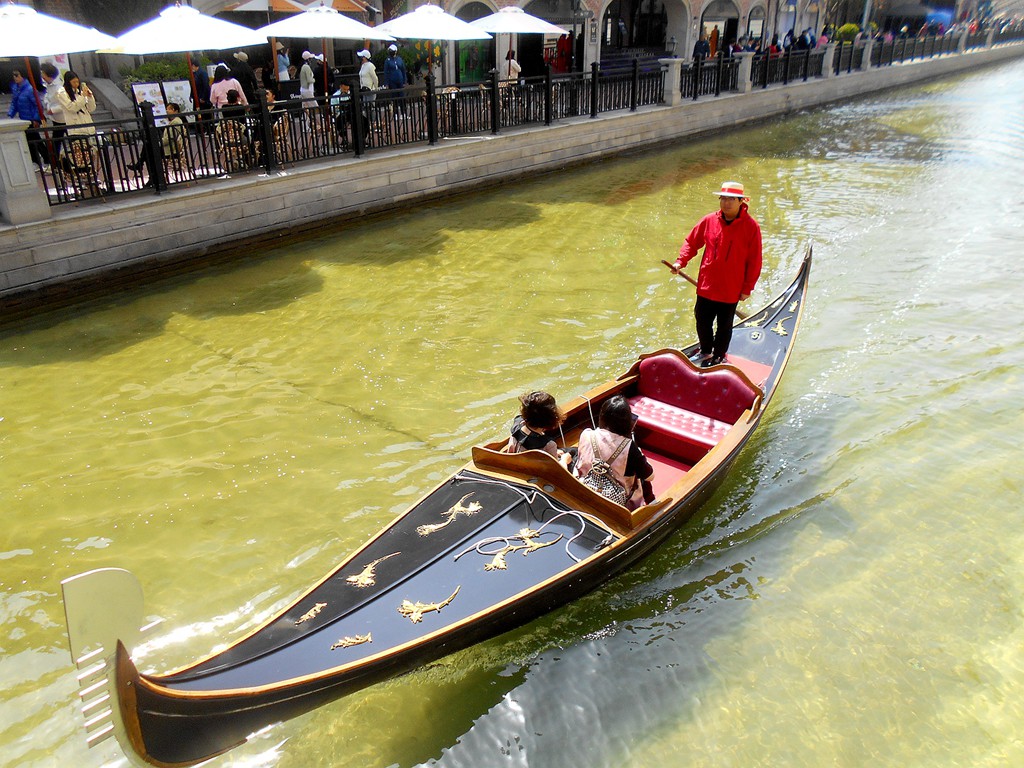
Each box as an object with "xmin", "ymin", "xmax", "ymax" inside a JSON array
[
  {"xmin": 788, "ymin": 299, "xmax": 800, "ymax": 312},
  {"xmin": 398, "ymin": 586, "xmax": 461, "ymax": 623},
  {"xmin": 743, "ymin": 312, "xmax": 767, "ymax": 327},
  {"xmin": 331, "ymin": 633, "xmax": 372, "ymax": 650},
  {"xmin": 346, "ymin": 552, "xmax": 399, "ymax": 588},
  {"xmin": 416, "ymin": 493, "xmax": 482, "ymax": 536},
  {"xmin": 295, "ymin": 602, "xmax": 327, "ymax": 625},
  {"xmin": 771, "ymin": 316, "xmax": 792, "ymax": 337}
]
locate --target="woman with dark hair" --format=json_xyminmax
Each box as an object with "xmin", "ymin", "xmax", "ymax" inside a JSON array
[
  {"xmin": 574, "ymin": 395, "xmax": 654, "ymax": 509},
  {"xmin": 507, "ymin": 391, "xmax": 569, "ymax": 463},
  {"xmin": 210, "ymin": 66, "xmax": 247, "ymax": 109},
  {"xmin": 504, "ymin": 49, "xmax": 521, "ymax": 81},
  {"xmin": 55, "ymin": 70, "xmax": 96, "ymax": 136}
]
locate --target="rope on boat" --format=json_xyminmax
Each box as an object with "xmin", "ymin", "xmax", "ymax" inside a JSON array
[
  {"xmin": 452, "ymin": 509, "xmax": 591, "ymax": 564},
  {"xmin": 452, "ymin": 472, "xmax": 614, "ymax": 562}
]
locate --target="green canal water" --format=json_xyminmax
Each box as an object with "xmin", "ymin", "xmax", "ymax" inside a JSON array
[{"xmin": 3, "ymin": 59, "xmax": 1023, "ymax": 767}]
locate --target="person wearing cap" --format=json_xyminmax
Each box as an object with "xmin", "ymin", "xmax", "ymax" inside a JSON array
[
  {"xmin": 383, "ymin": 44, "xmax": 407, "ymax": 91},
  {"xmin": 276, "ymin": 42, "xmax": 291, "ymax": 82},
  {"xmin": 299, "ymin": 51, "xmax": 316, "ymax": 106},
  {"xmin": 357, "ymin": 49, "xmax": 378, "ymax": 101},
  {"xmin": 670, "ymin": 181, "xmax": 763, "ymax": 367},
  {"xmin": 231, "ymin": 51, "xmax": 259, "ymax": 104}
]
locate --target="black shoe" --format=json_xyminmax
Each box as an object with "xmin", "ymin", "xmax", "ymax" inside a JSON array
[{"xmin": 701, "ymin": 354, "xmax": 726, "ymax": 368}]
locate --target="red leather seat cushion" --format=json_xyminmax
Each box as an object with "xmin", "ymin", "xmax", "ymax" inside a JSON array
[
  {"xmin": 636, "ymin": 353, "xmax": 758, "ymax": 423},
  {"xmin": 627, "ymin": 353, "xmax": 761, "ymax": 460}
]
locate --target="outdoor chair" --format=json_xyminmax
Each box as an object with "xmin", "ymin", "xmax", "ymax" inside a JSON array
[
  {"xmin": 215, "ymin": 119, "xmax": 252, "ymax": 174},
  {"xmin": 62, "ymin": 136, "xmax": 103, "ymax": 199},
  {"xmin": 162, "ymin": 123, "xmax": 195, "ymax": 184}
]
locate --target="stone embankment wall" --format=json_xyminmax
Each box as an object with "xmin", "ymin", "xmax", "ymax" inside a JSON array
[{"xmin": 1, "ymin": 42, "xmax": 1022, "ymax": 308}]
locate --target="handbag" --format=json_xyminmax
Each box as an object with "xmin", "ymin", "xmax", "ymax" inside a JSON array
[{"xmin": 580, "ymin": 432, "xmax": 630, "ymax": 506}]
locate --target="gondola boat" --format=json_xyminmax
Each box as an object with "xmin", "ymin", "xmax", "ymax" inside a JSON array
[{"xmin": 62, "ymin": 250, "xmax": 811, "ymax": 767}]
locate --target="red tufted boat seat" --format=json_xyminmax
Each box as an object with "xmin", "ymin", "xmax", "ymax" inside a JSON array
[{"xmin": 627, "ymin": 353, "xmax": 761, "ymax": 463}]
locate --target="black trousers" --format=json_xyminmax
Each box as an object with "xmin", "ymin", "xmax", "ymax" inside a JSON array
[{"xmin": 694, "ymin": 295, "xmax": 738, "ymax": 357}]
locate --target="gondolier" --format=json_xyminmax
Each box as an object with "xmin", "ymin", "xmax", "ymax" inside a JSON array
[{"xmin": 670, "ymin": 181, "xmax": 762, "ymax": 367}]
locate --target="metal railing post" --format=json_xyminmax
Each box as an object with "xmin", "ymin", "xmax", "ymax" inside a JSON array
[
  {"xmin": 255, "ymin": 89, "xmax": 278, "ymax": 174},
  {"xmin": 351, "ymin": 80, "xmax": 365, "ymax": 157},
  {"xmin": 140, "ymin": 101, "xmax": 166, "ymax": 194},
  {"xmin": 426, "ymin": 72, "xmax": 438, "ymax": 145},
  {"xmin": 692, "ymin": 55, "xmax": 700, "ymax": 100},
  {"xmin": 590, "ymin": 61, "xmax": 599, "ymax": 118},
  {"xmin": 630, "ymin": 58, "xmax": 639, "ymax": 111},
  {"xmin": 545, "ymin": 63, "xmax": 553, "ymax": 124},
  {"xmin": 490, "ymin": 69, "xmax": 500, "ymax": 134},
  {"xmin": 714, "ymin": 52, "xmax": 724, "ymax": 96}
]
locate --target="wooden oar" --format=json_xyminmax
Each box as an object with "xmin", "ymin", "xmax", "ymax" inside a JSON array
[{"xmin": 661, "ymin": 260, "xmax": 749, "ymax": 320}]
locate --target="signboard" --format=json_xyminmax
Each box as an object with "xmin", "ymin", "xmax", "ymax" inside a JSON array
[{"xmin": 131, "ymin": 80, "xmax": 193, "ymax": 125}]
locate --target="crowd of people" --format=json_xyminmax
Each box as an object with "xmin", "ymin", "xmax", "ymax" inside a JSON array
[{"xmin": 690, "ymin": 14, "xmax": 1010, "ymax": 62}]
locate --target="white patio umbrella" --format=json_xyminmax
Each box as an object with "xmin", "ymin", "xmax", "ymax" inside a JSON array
[
  {"xmin": 257, "ymin": 4, "xmax": 393, "ymax": 41},
  {"xmin": 102, "ymin": 4, "xmax": 268, "ymax": 113},
  {"xmin": 469, "ymin": 7, "xmax": 568, "ymax": 78},
  {"xmin": 376, "ymin": 4, "xmax": 491, "ymax": 42},
  {"xmin": 468, "ymin": 7, "xmax": 568, "ymax": 36},
  {"xmin": 376, "ymin": 3, "xmax": 490, "ymax": 72},
  {"xmin": 107, "ymin": 4, "xmax": 268, "ymax": 55},
  {"xmin": 0, "ymin": 2, "xmax": 116, "ymax": 57}
]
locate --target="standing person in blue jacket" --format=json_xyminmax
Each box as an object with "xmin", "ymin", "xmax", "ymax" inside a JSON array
[
  {"xmin": 383, "ymin": 44, "xmax": 407, "ymax": 117},
  {"xmin": 383, "ymin": 44, "xmax": 407, "ymax": 90},
  {"xmin": 8, "ymin": 70, "xmax": 43, "ymax": 166}
]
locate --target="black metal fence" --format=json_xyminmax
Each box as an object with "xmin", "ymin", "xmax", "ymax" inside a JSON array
[
  {"xmin": 35, "ymin": 64, "xmax": 668, "ymax": 207},
  {"xmin": 751, "ymin": 48, "xmax": 826, "ymax": 88},
  {"xmin": 870, "ymin": 34, "xmax": 960, "ymax": 66},
  {"xmin": 681, "ymin": 54, "xmax": 740, "ymax": 99}
]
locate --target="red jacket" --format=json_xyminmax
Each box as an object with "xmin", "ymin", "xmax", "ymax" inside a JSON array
[{"xmin": 676, "ymin": 204, "xmax": 762, "ymax": 303}]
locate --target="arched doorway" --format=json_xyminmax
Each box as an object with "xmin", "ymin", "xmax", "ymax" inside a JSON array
[
  {"xmin": 454, "ymin": 2, "xmax": 495, "ymax": 83},
  {"xmin": 600, "ymin": 0, "xmax": 668, "ymax": 53},
  {"xmin": 700, "ymin": 0, "xmax": 740, "ymax": 55},
  {"xmin": 747, "ymin": 4, "xmax": 767, "ymax": 46},
  {"xmin": 520, "ymin": 0, "xmax": 586, "ymax": 76}
]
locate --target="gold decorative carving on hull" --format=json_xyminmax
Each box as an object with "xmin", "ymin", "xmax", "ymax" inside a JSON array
[
  {"xmin": 398, "ymin": 586, "xmax": 461, "ymax": 623},
  {"xmin": 484, "ymin": 528, "xmax": 563, "ymax": 571},
  {"xmin": 743, "ymin": 312, "xmax": 768, "ymax": 327},
  {"xmin": 295, "ymin": 602, "xmax": 327, "ymax": 625},
  {"xmin": 456, "ymin": 526, "xmax": 565, "ymax": 573},
  {"xmin": 770, "ymin": 316, "xmax": 792, "ymax": 337},
  {"xmin": 416, "ymin": 493, "xmax": 482, "ymax": 536},
  {"xmin": 346, "ymin": 552, "xmax": 399, "ymax": 588},
  {"xmin": 331, "ymin": 633, "xmax": 372, "ymax": 650},
  {"xmin": 788, "ymin": 299, "xmax": 800, "ymax": 313}
]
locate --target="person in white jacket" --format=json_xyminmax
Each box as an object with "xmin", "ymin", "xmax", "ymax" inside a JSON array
[
  {"xmin": 55, "ymin": 71, "xmax": 96, "ymax": 136},
  {"xmin": 299, "ymin": 50, "xmax": 316, "ymax": 107},
  {"xmin": 357, "ymin": 49, "xmax": 378, "ymax": 102}
]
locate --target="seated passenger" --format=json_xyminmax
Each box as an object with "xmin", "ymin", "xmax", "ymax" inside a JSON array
[
  {"xmin": 574, "ymin": 395, "xmax": 654, "ymax": 510},
  {"xmin": 507, "ymin": 391, "xmax": 572, "ymax": 466}
]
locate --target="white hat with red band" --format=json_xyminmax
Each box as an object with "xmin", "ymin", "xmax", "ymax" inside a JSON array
[{"xmin": 714, "ymin": 181, "xmax": 747, "ymax": 198}]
